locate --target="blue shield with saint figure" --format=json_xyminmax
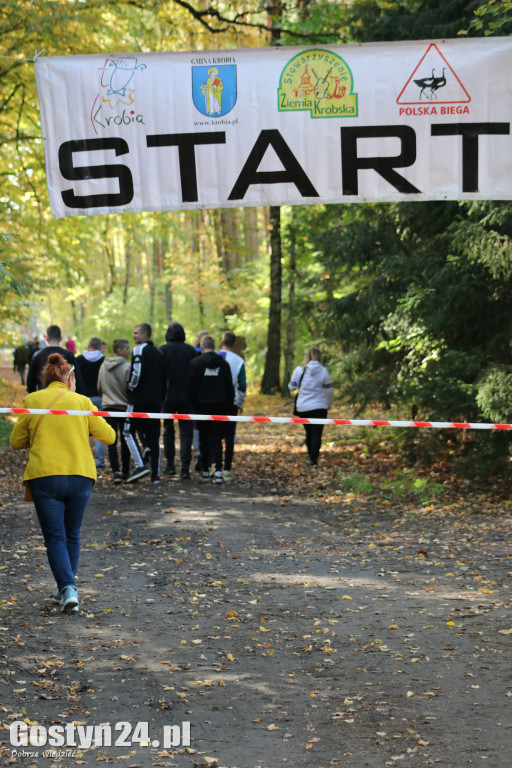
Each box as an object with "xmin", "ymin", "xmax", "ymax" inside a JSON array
[{"xmin": 192, "ymin": 65, "xmax": 237, "ymax": 118}]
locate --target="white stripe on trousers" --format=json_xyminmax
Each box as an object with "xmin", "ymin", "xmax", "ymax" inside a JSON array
[{"xmin": 123, "ymin": 404, "xmax": 144, "ymax": 467}]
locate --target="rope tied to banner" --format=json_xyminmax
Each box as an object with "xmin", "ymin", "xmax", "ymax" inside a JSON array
[
  {"xmin": 1, "ymin": 407, "xmax": 511, "ymax": 430},
  {"xmin": 0, "ymin": 50, "xmax": 46, "ymax": 62}
]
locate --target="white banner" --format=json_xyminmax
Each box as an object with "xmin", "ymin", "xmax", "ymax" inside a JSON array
[{"xmin": 34, "ymin": 38, "xmax": 512, "ymax": 217}]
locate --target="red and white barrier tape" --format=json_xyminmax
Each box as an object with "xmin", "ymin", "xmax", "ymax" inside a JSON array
[{"xmin": 1, "ymin": 407, "xmax": 511, "ymax": 430}]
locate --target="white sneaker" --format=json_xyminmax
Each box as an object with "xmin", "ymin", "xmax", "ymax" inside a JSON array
[
  {"xmin": 200, "ymin": 471, "xmax": 211, "ymax": 483},
  {"xmin": 223, "ymin": 470, "xmax": 233, "ymax": 482},
  {"xmin": 213, "ymin": 470, "xmax": 223, "ymax": 484}
]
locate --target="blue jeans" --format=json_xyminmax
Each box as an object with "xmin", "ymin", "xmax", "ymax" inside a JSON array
[{"xmin": 29, "ymin": 475, "xmax": 93, "ymax": 592}]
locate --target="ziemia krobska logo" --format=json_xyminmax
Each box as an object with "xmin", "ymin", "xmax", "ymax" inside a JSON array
[{"xmin": 278, "ymin": 48, "xmax": 358, "ymax": 118}]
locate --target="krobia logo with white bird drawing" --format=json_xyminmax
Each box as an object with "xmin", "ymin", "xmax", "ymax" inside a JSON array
[
  {"xmin": 397, "ymin": 43, "xmax": 471, "ymax": 112},
  {"xmin": 91, "ymin": 56, "xmax": 147, "ymax": 133}
]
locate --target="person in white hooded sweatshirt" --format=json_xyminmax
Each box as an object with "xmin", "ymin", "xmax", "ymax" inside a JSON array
[{"xmin": 289, "ymin": 347, "xmax": 333, "ymax": 467}]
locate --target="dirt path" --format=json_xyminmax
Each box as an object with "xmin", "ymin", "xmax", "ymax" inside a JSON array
[{"xmin": 0, "ymin": 368, "xmax": 511, "ymax": 767}]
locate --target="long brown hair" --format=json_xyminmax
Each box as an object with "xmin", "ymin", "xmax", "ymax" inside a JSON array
[{"xmin": 42, "ymin": 353, "xmax": 73, "ymax": 387}]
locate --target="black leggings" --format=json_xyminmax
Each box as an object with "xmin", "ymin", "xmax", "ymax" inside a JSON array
[
  {"xmin": 296, "ymin": 408, "xmax": 327, "ymax": 465},
  {"xmin": 104, "ymin": 411, "xmax": 131, "ymax": 475}
]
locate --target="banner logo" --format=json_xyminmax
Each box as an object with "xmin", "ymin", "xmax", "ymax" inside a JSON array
[
  {"xmin": 397, "ymin": 44, "xmax": 471, "ymax": 105},
  {"xmin": 192, "ymin": 65, "xmax": 237, "ymax": 117},
  {"xmin": 278, "ymin": 49, "xmax": 358, "ymax": 118},
  {"xmin": 91, "ymin": 56, "xmax": 147, "ymax": 133}
]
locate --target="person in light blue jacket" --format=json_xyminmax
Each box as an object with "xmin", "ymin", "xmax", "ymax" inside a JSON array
[{"xmin": 289, "ymin": 347, "xmax": 333, "ymax": 467}]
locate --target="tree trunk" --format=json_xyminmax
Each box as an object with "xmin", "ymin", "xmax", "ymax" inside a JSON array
[
  {"xmin": 162, "ymin": 233, "xmax": 172, "ymax": 323},
  {"xmin": 147, "ymin": 237, "xmax": 156, "ymax": 326},
  {"xmin": 243, "ymin": 208, "xmax": 260, "ymax": 262},
  {"xmin": 260, "ymin": 7, "xmax": 283, "ymax": 393},
  {"xmin": 191, "ymin": 211, "xmax": 205, "ymax": 328},
  {"xmin": 261, "ymin": 205, "xmax": 282, "ymax": 393},
  {"xmin": 104, "ymin": 221, "xmax": 115, "ymax": 295},
  {"xmin": 282, "ymin": 222, "xmax": 296, "ymax": 395},
  {"xmin": 123, "ymin": 228, "xmax": 135, "ymax": 306}
]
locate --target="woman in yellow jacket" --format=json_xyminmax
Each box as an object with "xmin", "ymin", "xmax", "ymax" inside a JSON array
[{"xmin": 10, "ymin": 353, "xmax": 115, "ymax": 613}]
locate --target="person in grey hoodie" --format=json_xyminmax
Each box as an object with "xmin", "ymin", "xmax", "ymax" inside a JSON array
[
  {"xmin": 288, "ymin": 347, "xmax": 333, "ymax": 467},
  {"xmin": 97, "ymin": 338, "xmax": 147, "ymax": 484}
]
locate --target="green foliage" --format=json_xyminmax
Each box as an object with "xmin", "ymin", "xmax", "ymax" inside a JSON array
[
  {"xmin": 468, "ymin": 0, "xmax": 512, "ymax": 35},
  {"xmin": 455, "ymin": 432, "xmax": 512, "ymax": 478},
  {"xmin": 0, "ymin": 376, "xmax": 13, "ymax": 449},
  {"xmin": 301, "ymin": 198, "xmax": 512, "ymax": 474},
  {"xmin": 0, "ymin": 416, "xmax": 13, "ymax": 451},
  {"xmin": 338, "ymin": 468, "xmax": 444, "ymax": 504},
  {"xmin": 341, "ymin": 0, "xmax": 480, "ymax": 42},
  {"xmin": 380, "ymin": 469, "xmax": 444, "ymax": 504},
  {"xmin": 476, "ymin": 366, "xmax": 512, "ymax": 423},
  {"xmin": 339, "ymin": 471, "xmax": 375, "ymax": 495}
]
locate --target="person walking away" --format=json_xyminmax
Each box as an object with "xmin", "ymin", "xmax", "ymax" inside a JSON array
[
  {"xmin": 97, "ymin": 338, "xmax": 136, "ymax": 484},
  {"xmin": 218, "ymin": 330, "xmax": 247, "ymax": 481},
  {"xmin": 188, "ymin": 335, "xmax": 234, "ymax": 484},
  {"xmin": 9, "ymin": 353, "xmax": 115, "ymax": 613},
  {"xmin": 65, "ymin": 336, "xmax": 77, "ymax": 354},
  {"xmin": 126, "ymin": 323, "xmax": 165, "ymax": 484},
  {"xmin": 159, "ymin": 322, "xmax": 198, "ymax": 479},
  {"xmin": 288, "ymin": 347, "xmax": 333, "ymax": 467},
  {"xmin": 13, "ymin": 343, "xmax": 30, "ymax": 385},
  {"xmin": 75, "ymin": 337, "xmax": 106, "ymax": 469},
  {"xmin": 27, "ymin": 336, "xmax": 40, "ymax": 361},
  {"xmin": 191, "ymin": 330, "xmax": 209, "ymax": 470},
  {"xmin": 27, "ymin": 325, "xmax": 86, "ymax": 395}
]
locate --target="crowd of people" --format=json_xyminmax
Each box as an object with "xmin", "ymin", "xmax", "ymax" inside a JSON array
[
  {"xmin": 8, "ymin": 323, "xmax": 333, "ymax": 614},
  {"xmin": 21, "ymin": 322, "xmax": 247, "ymax": 486},
  {"xmin": 12, "ymin": 323, "xmax": 337, "ymax": 480}
]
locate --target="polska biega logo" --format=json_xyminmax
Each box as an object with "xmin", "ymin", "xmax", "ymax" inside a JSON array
[{"xmin": 278, "ymin": 49, "xmax": 358, "ymax": 118}]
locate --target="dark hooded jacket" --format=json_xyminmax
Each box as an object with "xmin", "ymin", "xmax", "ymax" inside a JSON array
[
  {"xmin": 159, "ymin": 322, "xmax": 198, "ymax": 407},
  {"xmin": 27, "ymin": 345, "xmax": 86, "ymax": 395},
  {"xmin": 188, "ymin": 351, "xmax": 235, "ymax": 414}
]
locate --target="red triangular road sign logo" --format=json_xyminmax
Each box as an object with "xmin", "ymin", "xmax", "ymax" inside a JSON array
[{"xmin": 397, "ymin": 44, "xmax": 471, "ymax": 105}]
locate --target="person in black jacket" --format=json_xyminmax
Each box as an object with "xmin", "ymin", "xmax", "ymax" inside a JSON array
[
  {"xmin": 159, "ymin": 321, "xmax": 198, "ymax": 479},
  {"xmin": 125, "ymin": 323, "xmax": 166, "ymax": 484},
  {"xmin": 75, "ymin": 337, "xmax": 106, "ymax": 469},
  {"xmin": 26, "ymin": 325, "xmax": 86, "ymax": 395},
  {"xmin": 188, "ymin": 335, "xmax": 235, "ymax": 484}
]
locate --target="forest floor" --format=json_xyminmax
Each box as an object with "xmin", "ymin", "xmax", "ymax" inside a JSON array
[{"xmin": 0, "ymin": 366, "xmax": 511, "ymax": 768}]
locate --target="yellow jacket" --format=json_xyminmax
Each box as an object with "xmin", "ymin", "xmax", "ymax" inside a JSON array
[{"xmin": 10, "ymin": 381, "xmax": 116, "ymax": 483}]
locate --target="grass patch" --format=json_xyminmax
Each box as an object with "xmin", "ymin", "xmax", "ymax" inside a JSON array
[
  {"xmin": 380, "ymin": 469, "xmax": 444, "ymax": 505},
  {"xmin": 0, "ymin": 376, "xmax": 14, "ymax": 450},
  {"xmin": 339, "ymin": 468, "xmax": 444, "ymax": 506},
  {"xmin": 338, "ymin": 472, "xmax": 375, "ymax": 495},
  {"xmin": 0, "ymin": 415, "xmax": 13, "ymax": 450}
]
